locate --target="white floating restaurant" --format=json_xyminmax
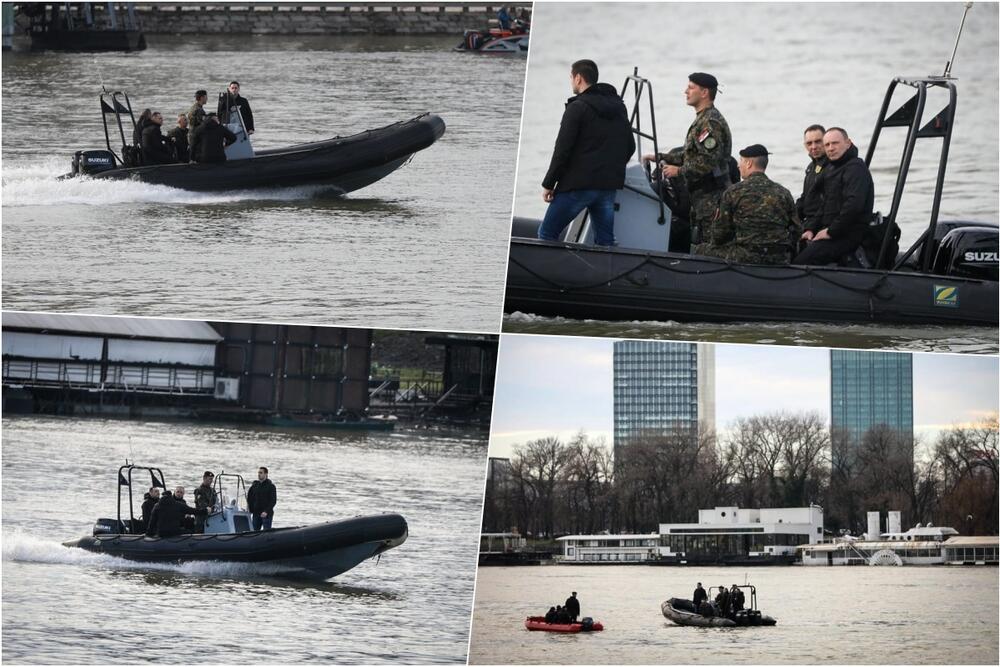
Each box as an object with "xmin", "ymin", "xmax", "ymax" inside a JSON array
[
  {"xmin": 556, "ymin": 506, "xmax": 824, "ymax": 565},
  {"xmin": 798, "ymin": 511, "xmax": 999, "ymax": 566}
]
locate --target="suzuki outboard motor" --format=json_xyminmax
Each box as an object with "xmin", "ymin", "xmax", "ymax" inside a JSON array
[
  {"xmin": 933, "ymin": 226, "xmax": 999, "ymax": 281},
  {"xmin": 93, "ymin": 518, "xmax": 126, "ymax": 536},
  {"xmin": 72, "ymin": 150, "xmax": 117, "ymax": 176}
]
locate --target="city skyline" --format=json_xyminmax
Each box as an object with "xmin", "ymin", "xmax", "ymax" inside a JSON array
[{"xmin": 489, "ymin": 336, "xmax": 998, "ymax": 459}]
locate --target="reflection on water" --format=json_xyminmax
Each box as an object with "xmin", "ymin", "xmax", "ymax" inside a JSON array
[
  {"xmin": 2, "ymin": 416, "xmax": 486, "ymax": 664},
  {"xmin": 1, "ymin": 34, "xmax": 524, "ymax": 331}
]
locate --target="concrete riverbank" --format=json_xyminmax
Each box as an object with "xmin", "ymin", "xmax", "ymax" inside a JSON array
[{"xmin": 10, "ymin": 3, "xmax": 532, "ymax": 37}]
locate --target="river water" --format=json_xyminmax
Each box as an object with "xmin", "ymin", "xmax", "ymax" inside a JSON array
[
  {"xmin": 1, "ymin": 416, "xmax": 487, "ymax": 664},
  {"xmin": 469, "ymin": 565, "xmax": 999, "ymax": 665},
  {"xmin": 1, "ymin": 35, "xmax": 524, "ymax": 333},
  {"xmin": 505, "ymin": 2, "xmax": 999, "ymax": 353}
]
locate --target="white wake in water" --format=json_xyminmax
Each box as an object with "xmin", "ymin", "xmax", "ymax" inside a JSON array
[
  {"xmin": 1, "ymin": 158, "xmax": 345, "ymax": 207},
  {"xmin": 3, "ymin": 529, "xmax": 299, "ymax": 578}
]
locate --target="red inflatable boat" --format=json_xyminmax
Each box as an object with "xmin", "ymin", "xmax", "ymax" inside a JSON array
[{"xmin": 524, "ymin": 616, "xmax": 604, "ymax": 633}]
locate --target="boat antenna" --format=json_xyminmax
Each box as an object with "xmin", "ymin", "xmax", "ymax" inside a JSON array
[
  {"xmin": 94, "ymin": 57, "xmax": 108, "ymax": 93},
  {"xmin": 943, "ymin": 2, "xmax": 973, "ymax": 78}
]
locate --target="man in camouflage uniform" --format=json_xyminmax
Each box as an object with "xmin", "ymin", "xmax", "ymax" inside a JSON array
[
  {"xmin": 644, "ymin": 73, "xmax": 732, "ymax": 247},
  {"xmin": 186, "ymin": 89, "xmax": 208, "ymax": 133},
  {"xmin": 695, "ymin": 144, "xmax": 799, "ymax": 264},
  {"xmin": 193, "ymin": 470, "xmax": 218, "ymax": 532}
]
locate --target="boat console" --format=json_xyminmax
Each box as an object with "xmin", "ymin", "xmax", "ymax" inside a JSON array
[{"xmin": 204, "ymin": 472, "xmax": 254, "ymax": 535}]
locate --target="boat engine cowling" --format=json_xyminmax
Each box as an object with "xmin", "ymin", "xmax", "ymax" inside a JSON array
[
  {"xmin": 72, "ymin": 150, "xmax": 117, "ymax": 176},
  {"xmin": 93, "ymin": 517, "xmax": 126, "ymax": 536},
  {"xmin": 933, "ymin": 226, "xmax": 999, "ymax": 281}
]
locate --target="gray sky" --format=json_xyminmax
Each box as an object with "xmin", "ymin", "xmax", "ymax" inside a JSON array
[{"xmin": 488, "ymin": 335, "xmax": 999, "ymax": 459}]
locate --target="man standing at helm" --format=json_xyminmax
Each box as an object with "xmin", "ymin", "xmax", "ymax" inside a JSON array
[{"xmin": 645, "ymin": 73, "xmax": 733, "ymax": 248}]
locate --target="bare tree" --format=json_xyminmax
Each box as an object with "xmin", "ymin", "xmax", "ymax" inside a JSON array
[{"xmin": 933, "ymin": 415, "xmax": 999, "ymax": 534}]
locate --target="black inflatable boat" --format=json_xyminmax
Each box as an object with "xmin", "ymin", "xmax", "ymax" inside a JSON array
[
  {"xmin": 63, "ymin": 465, "xmax": 408, "ymax": 580},
  {"xmin": 66, "ymin": 90, "xmax": 445, "ymax": 193},
  {"xmin": 505, "ymin": 72, "xmax": 998, "ymax": 328},
  {"xmin": 662, "ymin": 586, "xmax": 776, "ymax": 627}
]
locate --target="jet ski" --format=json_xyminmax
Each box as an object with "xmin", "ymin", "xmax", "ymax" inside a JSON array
[
  {"xmin": 505, "ymin": 71, "xmax": 998, "ymax": 328},
  {"xmin": 524, "ymin": 616, "xmax": 604, "ymax": 633},
  {"xmin": 65, "ymin": 90, "xmax": 445, "ymax": 193},
  {"xmin": 662, "ymin": 586, "xmax": 776, "ymax": 627},
  {"xmin": 62, "ymin": 464, "xmax": 407, "ymax": 580}
]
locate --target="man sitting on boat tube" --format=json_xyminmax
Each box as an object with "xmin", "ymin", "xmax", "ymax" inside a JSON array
[
  {"xmin": 794, "ymin": 127, "xmax": 874, "ymax": 265},
  {"xmin": 538, "ymin": 59, "xmax": 635, "ymax": 246}
]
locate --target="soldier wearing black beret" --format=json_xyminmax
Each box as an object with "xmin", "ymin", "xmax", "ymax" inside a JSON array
[
  {"xmin": 643, "ymin": 72, "xmax": 733, "ymax": 251},
  {"xmin": 696, "ymin": 143, "xmax": 800, "ymax": 265}
]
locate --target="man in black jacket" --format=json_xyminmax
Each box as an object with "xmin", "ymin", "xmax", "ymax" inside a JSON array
[
  {"xmin": 145, "ymin": 487, "xmax": 205, "ymax": 538},
  {"xmin": 166, "ymin": 114, "xmax": 190, "ymax": 163},
  {"xmin": 693, "ymin": 582, "xmax": 708, "ymax": 609},
  {"xmin": 140, "ymin": 486, "xmax": 160, "ymax": 532},
  {"xmin": 247, "ymin": 466, "xmax": 277, "ymax": 531},
  {"xmin": 217, "ymin": 80, "xmax": 254, "ymax": 134},
  {"xmin": 794, "ymin": 127, "xmax": 874, "ymax": 265},
  {"xmin": 796, "ymin": 124, "xmax": 828, "ymax": 229},
  {"xmin": 538, "ymin": 59, "xmax": 635, "ymax": 246},
  {"xmin": 141, "ymin": 112, "xmax": 174, "ymax": 165},
  {"xmin": 564, "ymin": 591, "xmax": 581, "ymax": 622},
  {"xmin": 189, "ymin": 113, "xmax": 238, "ymax": 164}
]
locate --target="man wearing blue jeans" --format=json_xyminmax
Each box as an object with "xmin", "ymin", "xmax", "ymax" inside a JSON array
[
  {"xmin": 247, "ymin": 466, "xmax": 277, "ymax": 531},
  {"xmin": 539, "ymin": 59, "xmax": 635, "ymax": 246}
]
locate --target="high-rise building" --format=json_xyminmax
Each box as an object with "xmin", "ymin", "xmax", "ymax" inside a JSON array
[
  {"xmin": 612, "ymin": 340, "xmax": 716, "ymax": 461},
  {"xmin": 830, "ymin": 349, "xmax": 913, "ymax": 442}
]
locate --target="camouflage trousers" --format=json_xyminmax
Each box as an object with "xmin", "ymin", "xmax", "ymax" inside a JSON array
[
  {"xmin": 692, "ymin": 243, "xmax": 791, "ymax": 265},
  {"xmin": 688, "ymin": 189, "xmax": 724, "ymax": 245}
]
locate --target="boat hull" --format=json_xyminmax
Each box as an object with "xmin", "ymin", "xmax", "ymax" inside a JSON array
[
  {"xmin": 87, "ymin": 114, "xmax": 445, "ymax": 193},
  {"xmin": 524, "ymin": 617, "xmax": 604, "ymax": 633},
  {"xmin": 63, "ymin": 513, "xmax": 407, "ymax": 580},
  {"xmin": 505, "ymin": 235, "xmax": 998, "ymax": 326},
  {"xmin": 661, "ymin": 599, "xmax": 776, "ymax": 627}
]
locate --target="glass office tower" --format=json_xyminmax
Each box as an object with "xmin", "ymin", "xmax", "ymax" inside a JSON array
[
  {"xmin": 612, "ymin": 340, "xmax": 715, "ymax": 460},
  {"xmin": 830, "ymin": 349, "xmax": 913, "ymax": 441}
]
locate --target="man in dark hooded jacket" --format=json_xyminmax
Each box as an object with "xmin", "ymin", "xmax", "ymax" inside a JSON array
[
  {"xmin": 140, "ymin": 486, "xmax": 160, "ymax": 531},
  {"xmin": 141, "ymin": 112, "xmax": 174, "ymax": 165},
  {"xmin": 189, "ymin": 113, "xmax": 238, "ymax": 164},
  {"xmin": 538, "ymin": 59, "xmax": 636, "ymax": 246},
  {"xmin": 794, "ymin": 127, "xmax": 874, "ymax": 265},
  {"xmin": 145, "ymin": 487, "xmax": 204, "ymax": 538},
  {"xmin": 247, "ymin": 466, "xmax": 277, "ymax": 531}
]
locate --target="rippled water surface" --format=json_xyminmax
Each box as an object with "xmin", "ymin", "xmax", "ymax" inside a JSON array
[
  {"xmin": 469, "ymin": 565, "xmax": 999, "ymax": 664},
  {"xmin": 1, "ymin": 35, "xmax": 524, "ymax": 332},
  {"xmin": 2, "ymin": 416, "xmax": 488, "ymax": 664},
  {"xmin": 505, "ymin": 2, "xmax": 999, "ymax": 352}
]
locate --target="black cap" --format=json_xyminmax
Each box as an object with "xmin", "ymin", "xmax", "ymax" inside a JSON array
[
  {"xmin": 739, "ymin": 144, "xmax": 770, "ymax": 158},
  {"xmin": 203, "ymin": 471, "xmax": 214, "ymax": 477},
  {"xmin": 689, "ymin": 72, "xmax": 718, "ymax": 90}
]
